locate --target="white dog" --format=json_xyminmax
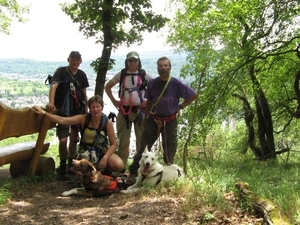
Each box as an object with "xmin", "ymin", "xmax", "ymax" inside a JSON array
[{"xmin": 121, "ymin": 147, "xmax": 184, "ymax": 194}]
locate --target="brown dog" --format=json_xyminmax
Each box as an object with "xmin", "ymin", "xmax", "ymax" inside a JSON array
[{"xmin": 62, "ymin": 159, "xmax": 120, "ymax": 197}]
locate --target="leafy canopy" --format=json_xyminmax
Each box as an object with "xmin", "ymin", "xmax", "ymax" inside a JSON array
[
  {"xmin": 61, "ymin": 0, "xmax": 169, "ymax": 49},
  {"xmin": 0, "ymin": 0, "xmax": 29, "ymax": 34},
  {"xmin": 61, "ymin": 0, "xmax": 169, "ymax": 96}
]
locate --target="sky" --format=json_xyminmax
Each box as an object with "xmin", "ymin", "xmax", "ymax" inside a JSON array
[{"xmin": 0, "ymin": 0, "xmax": 171, "ymax": 61}]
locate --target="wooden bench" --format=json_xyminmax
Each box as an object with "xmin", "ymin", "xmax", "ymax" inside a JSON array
[{"xmin": 0, "ymin": 103, "xmax": 56, "ymax": 178}]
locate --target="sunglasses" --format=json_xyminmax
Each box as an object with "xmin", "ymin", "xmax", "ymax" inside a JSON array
[{"xmin": 128, "ymin": 58, "xmax": 138, "ymax": 62}]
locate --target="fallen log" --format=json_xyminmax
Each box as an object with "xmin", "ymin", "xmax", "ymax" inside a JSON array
[{"xmin": 235, "ymin": 180, "xmax": 291, "ymax": 225}]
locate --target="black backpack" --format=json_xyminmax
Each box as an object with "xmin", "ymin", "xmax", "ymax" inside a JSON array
[
  {"xmin": 80, "ymin": 113, "xmax": 108, "ymax": 140},
  {"xmin": 44, "ymin": 74, "xmax": 53, "ymax": 85},
  {"xmin": 78, "ymin": 113, "xmax": 109, "ymax": 159},
  {"xmin": 118, "ymin": 68, "xmax": 148, "ymax": 97}
]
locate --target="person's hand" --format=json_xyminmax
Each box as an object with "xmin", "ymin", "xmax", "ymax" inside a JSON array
[
  {"xmin": 32, "ymin": 106, "xmax": 45, "ymax": 115},
  {"xmin": 98, "ymin": 155, "xmax": 108, "ymax": 170},
  {"xmin": 138, "ymin": 100, "xmax": 147, "ymax": 109},
  {"xmin": 112, "ymin": 99, "xmax": 120, "ymax": 110},
  {"xmin": 46, "ymin": 103, "xmax": 55, "ymax": 112}
]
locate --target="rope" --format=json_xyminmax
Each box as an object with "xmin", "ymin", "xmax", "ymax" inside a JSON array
[
  {"xmin": 119, "ymin": 93, "xmax": 133, "ymax": 115},
  {"xmin": 119, "ymin": 74, "xmax": 141, "ymax": 115},
  {"xmin": 154, "ymin": 119, "xmax": 163, "ymax": 138},
  {"xmin": 72, "ymin": 90, "xmax": 81, "ymax": 109}
]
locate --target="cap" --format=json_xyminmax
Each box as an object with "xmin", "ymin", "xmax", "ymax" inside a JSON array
[
  {"xmin": 69, "ymin": 51, "xmax": 81, "ymax": 59},
  {"xmin": 126, "ymin": 51, "xmax": 139, "ymax": 60}
]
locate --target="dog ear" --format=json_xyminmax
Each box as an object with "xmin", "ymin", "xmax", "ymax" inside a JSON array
[
  {"xmin": 86, "ymin": 161, "xmax": 96, "ymax": 171},
  {"xmin": 144, "ymin": 146, "xmax": 149, "ymax": 153}
]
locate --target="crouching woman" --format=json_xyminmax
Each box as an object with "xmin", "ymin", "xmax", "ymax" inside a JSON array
[{"xmin": 32, "ymin": 95, "xmax": 124, "ymax": 174}]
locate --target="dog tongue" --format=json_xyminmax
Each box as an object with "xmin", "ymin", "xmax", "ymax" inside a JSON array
[{"xmin": 143, "ymin": 166, "xmax": 149, "ymax": 174}]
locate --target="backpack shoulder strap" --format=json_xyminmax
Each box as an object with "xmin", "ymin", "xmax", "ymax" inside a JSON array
[
  {"xmin": 118, "ymin": 68, "xmax": 147, "ymax": 97},
  {"xmin": 119, "ymin": 68, "xmax": 146, "ymax": 83},
  {"xmin": 98, "ymin": 113, "xmax": 108, "ymax": 134},
  {"xmin": 80, "ymin": 113, "xmax": 91, "ymax": 136},
  {"xmin": 119, "ymin": 68, "xmax": 127, "ymax": 86},
  {"xmin": 138, "ymin": 68, "xmax": 146, "ymax": 82}
]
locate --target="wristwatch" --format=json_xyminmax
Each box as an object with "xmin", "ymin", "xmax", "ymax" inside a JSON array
[{"xmin": 179, "ymin": 104, "xmax": 184, "ymax": 110}]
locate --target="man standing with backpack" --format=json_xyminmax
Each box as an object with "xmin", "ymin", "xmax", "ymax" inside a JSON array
[
  {"xmin": 46, "ymin": 51, "xmax": 89, "ymax": 176},
  {"xmin": 105, "ymin": 51, "xmax": 152, "ymax": 168}
]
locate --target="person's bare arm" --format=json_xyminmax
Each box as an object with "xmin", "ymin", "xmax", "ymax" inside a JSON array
[
  {"xmin": 32, "ymin": 105, "xmax": 85, "ymax": 126},
  {"xmin": 181, "ymin": 92, "xmax": 198, "ymax": 108},
  {"xmin": 46, "ymin": 82, "xmax": 58, "ymax": 112},
  {"xmin": 104, "ymin": 80, "xmax": 120, "ymax": 109},
  {"xmin": 98, "ymin": 119, "xmax": 117, "ymax": 169}
]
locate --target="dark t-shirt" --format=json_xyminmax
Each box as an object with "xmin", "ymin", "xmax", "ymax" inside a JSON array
[{"xmin": 51, "ymin": 66, "xmax": 89, "ymax": 114}]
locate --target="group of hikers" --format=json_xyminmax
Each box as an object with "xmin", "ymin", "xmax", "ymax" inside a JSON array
[{"xmin": 32, "ymin": 50, "xmax": 197, "ymax": 185}]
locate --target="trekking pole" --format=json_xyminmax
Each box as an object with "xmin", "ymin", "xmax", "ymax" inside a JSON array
[{"xmin": 182, "ymin": 62, "xmax": 208, "ymax": 174}]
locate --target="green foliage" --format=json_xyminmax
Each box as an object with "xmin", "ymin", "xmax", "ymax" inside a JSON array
[
  {"xmin": 0, "ymin": 0, "xmax": 29, "ymax": 34},
  {"xmin": 170, "ymin": 0, "xmax": 300, "ymax": 159},
  {"xmin": 0, "ymin": 130, "xmax": 56, "ymax": 148},
  {"xmin": 0, "ymin": 181, "xmax": 11, "ymax": 205},
  {"xmin": 61, "ymin": 0, "xmax": 168, "ymax": 48},
  {"xmin": 61, "ymin": 0, "xmax": 170, "ymax": 96},
  {"xmin": 0, "ymin": 77, "xmax": 49, "ymax": 98},
  {"xmin": 112, "ymin": 148, "xmax": 300, "ymax": 223}
]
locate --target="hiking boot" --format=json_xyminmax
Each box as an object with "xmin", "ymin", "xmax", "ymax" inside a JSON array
[
  {"xmin": 67, "ymin": 158, "xmax": 76, "ymax": 175},
  {"xmin": 56, "ymin": 162, "xmax": 67, "ymax": 176}
]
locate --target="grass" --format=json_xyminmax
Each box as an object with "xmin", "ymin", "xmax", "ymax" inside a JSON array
[
  {"xmin": 0, "ymin": 181, "xmax": 11, "ymax": 205},
  {"xmin": 1, "ymin": 140, "xmax": 300, "ymax": 224},
  {"xmin": 139, "ymin": 148, "xmax": 300, "ymax": 224}
]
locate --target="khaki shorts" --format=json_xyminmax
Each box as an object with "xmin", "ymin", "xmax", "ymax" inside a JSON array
[{"xmin": 56, "ymin": 124, "xmax": 70, "ymax": 140}]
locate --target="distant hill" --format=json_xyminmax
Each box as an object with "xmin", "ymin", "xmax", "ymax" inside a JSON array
[
  {"xmin": 0, "ymin": 50, "xmax": 189, "ymax": 109},
  {"xmin": 0, "ymin": 50, "xmax": 187, "ymax": 81}
]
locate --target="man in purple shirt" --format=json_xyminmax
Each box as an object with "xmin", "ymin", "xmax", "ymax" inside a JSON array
[{"xmin": 128, "ymin": 56, "xmax": 198, "ymax": 183}]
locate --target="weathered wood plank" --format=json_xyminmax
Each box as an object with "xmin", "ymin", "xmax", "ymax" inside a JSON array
[
  {"xmin": 0, "ymin": 103, "xmax": 56, "ymax": 177},
  {"xmin": 0, "ymin": 142, "xmax": 50, "ymax": 166},
  {"xmin": 0, "ymin": 103, "xmax": 55, "ymax": 140},
  {"xmin": 28, "ymin": 116, "xmax": 52, "ymax": 175}
]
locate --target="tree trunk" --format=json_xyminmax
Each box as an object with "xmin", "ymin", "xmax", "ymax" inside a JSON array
[
  {"xmin": 94, "ymin": 0, "xmax": 114, "ymax": 97},
  {"xmin": 249, "ymin": 65, "xmax": 276, "ymax": 160},
  {"xmin": 232, "ymin": 92, "xmax": 261, "ymax": 155}
]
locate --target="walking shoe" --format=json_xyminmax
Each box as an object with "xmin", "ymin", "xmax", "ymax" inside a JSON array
[{"xmin": 56, "ymin": 162, "xmax": 67, "ymax": 176}]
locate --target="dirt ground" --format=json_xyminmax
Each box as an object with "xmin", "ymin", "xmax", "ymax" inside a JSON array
[{"xmin": 0, "ymin": 168, "xmax": 259, "ymax": 225}]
